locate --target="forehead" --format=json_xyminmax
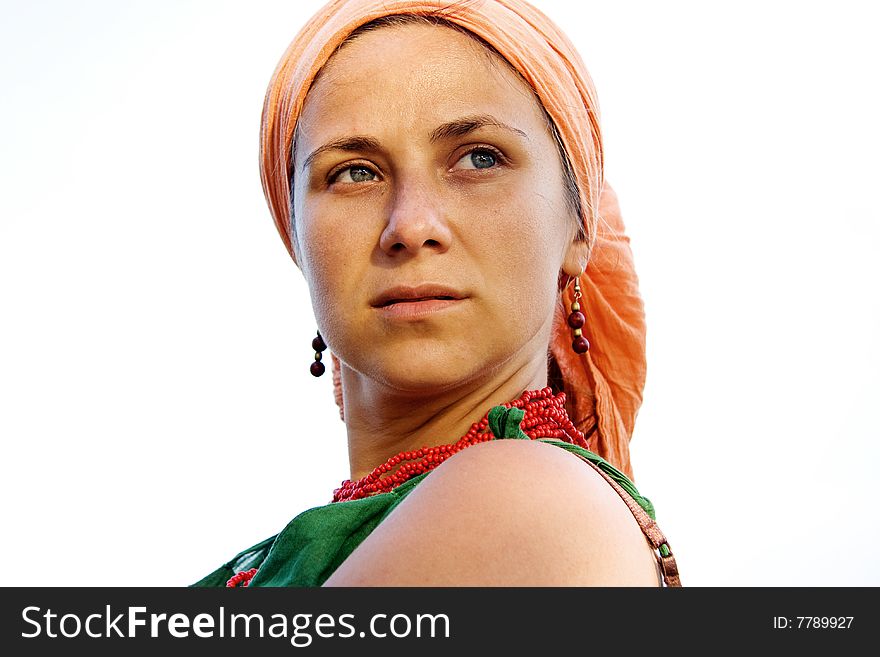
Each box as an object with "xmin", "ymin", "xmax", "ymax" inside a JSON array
[{"xmin": 296, "ymin": 23, "xmax": 544, "ymax": 149}]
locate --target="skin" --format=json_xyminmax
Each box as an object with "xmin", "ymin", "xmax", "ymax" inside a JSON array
[{"xmin": 292, "ymin": 23, "xmax": 659, "ymax": 585}]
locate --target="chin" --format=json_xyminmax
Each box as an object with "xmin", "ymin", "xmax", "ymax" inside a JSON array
[{"xmin": 362, "ymin": 344, "xmax": 492, "ymax": 394}]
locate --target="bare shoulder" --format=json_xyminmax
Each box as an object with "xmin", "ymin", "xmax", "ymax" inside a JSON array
[{"xmin": 323, "ymin": 439, "xmax": 660, "ymax": 586}]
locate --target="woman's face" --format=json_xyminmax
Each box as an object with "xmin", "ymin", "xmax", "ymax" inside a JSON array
[{"xmin": 292, "ymin": 23, "xmax": 585, "ymax": 393}]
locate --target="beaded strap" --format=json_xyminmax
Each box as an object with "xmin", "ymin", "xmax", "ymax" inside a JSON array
[{"xmin": 571, "ymin": 455, "xmax": 682, "ymax": 587}]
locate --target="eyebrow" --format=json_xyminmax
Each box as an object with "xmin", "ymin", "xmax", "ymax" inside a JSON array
[{"xmin": 299, "ymin": 114, "xmax": 529, "ymax": 172}]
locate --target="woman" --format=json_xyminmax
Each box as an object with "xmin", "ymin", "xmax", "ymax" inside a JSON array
[{"xmin": 194, "ymin": 0, "xmax": 680, "ymax": 587}]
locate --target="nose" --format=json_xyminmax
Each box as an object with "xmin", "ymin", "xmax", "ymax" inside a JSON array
[{"xmin": 378, "ymin": 178, "xmax": 452, "ymax": 257}]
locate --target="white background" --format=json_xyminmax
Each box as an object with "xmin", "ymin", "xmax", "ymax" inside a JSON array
[{"xmin": 2, "ymin": 0, "xmax": 877, "ymax": 587}]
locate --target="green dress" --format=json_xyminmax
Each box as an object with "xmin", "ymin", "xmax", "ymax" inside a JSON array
[{"xmin": 192, "ymin": 406, "xmax": 659, "ymax": 588}]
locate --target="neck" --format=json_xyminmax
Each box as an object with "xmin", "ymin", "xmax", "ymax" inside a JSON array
[{"xmin": 339, "ymin": 350, "xmax": 549, "ymax": 481}]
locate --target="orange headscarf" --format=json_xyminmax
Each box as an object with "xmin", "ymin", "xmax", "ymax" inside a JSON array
[{"xmin": 258, "ymin": 0, "xmax": 646, "ymax": 479}]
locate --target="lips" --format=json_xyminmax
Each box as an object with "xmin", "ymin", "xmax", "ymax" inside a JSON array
[{"xmin": 370, "ymin": 284, "xmax": 466, "ymax": 307}]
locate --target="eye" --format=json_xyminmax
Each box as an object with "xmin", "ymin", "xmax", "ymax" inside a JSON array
[
  {"xmin": 454, "ymin": 146, "xmax": 504, "ymax": 171},
  {"xmin": 329, "ymin": 163, "xmax": 377, "ymax": 185}
]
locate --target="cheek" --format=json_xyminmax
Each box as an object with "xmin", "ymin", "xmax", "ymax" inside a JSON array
[
  {"xmin": 296, "ymin": 201, "xmax": 374, "ymax": 325},
  {"xmin": 461, "ymin": 177, "xmax": 567, "ymax": 292}
]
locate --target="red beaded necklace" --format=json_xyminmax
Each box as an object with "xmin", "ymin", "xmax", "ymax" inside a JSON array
[
  {"xmin": 331, "ymin": 386, "xmax": 587, "ymax": 503},
  {"xmin": 227, "ymin": 386, "xmax": 587, "ymax": 586}
]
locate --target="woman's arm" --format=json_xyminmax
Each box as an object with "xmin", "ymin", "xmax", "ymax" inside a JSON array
[{"xmin": 323, "ymin": 438, "xmax": 660, "ymax": 586}]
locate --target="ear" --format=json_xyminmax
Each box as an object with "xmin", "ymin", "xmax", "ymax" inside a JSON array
[{"xmin": 561, "ymin": 234, "xmax": 590, "ymax": 278}]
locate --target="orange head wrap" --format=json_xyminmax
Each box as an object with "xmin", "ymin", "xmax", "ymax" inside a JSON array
[{"xmin": 258, "ymin": 0, "xmax": 646, "ymax": 479}]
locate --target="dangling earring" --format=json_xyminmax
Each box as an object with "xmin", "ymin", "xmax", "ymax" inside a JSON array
[
  {"xmin": 568, "ymin": 276, "xmax": 590, "ymax": 354},
  {"xmin": 310, "ymin": 330, "xmax": 327, "ymax": 377}
]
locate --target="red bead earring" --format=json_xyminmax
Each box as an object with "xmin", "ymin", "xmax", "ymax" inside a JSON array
[
  {"xmin": 568, "ymin": 276, "xmax": 590, "ymax": 354},
  {"xmin": 310, "ymin": 331, "xmax": 327, "ymax": 377}
]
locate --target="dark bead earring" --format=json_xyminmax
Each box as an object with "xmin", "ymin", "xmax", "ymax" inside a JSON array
[
  {"xmin": 310, "ymin": 331, "xmax": 327, "ymax": 377},
  {"xmin": 568, "ymin": 277, "xmax": 590, "ymax": 354}
]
